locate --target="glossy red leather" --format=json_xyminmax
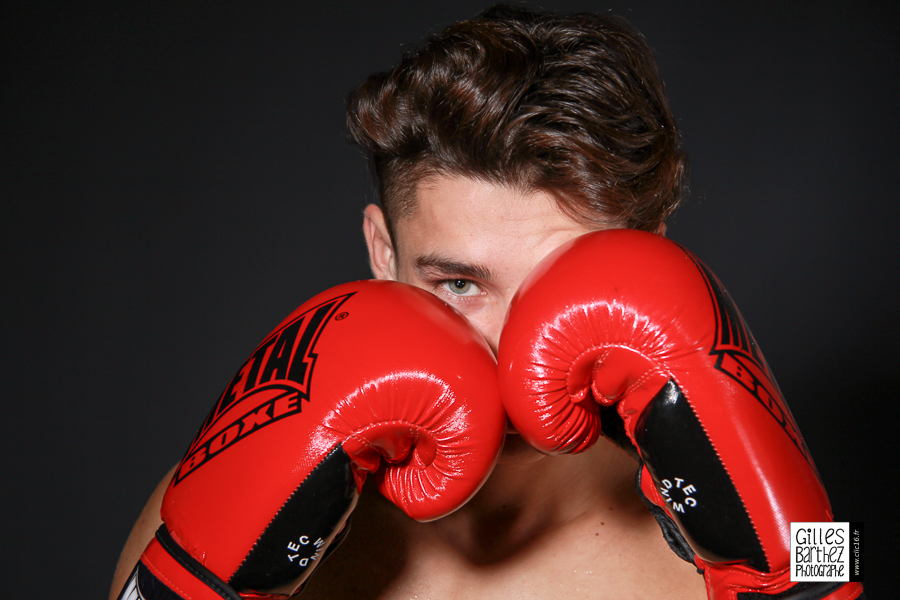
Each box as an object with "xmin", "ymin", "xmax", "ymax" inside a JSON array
[
  {"xmin": 149, "ymin": 280, "xmax": 504, "ymax": 597},
  {"xmin": 498, "ymin": 230, "xmax": 857, "ymax": 599}
]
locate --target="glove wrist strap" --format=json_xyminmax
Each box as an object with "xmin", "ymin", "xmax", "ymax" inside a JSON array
[
  {"xmin": 117, "ymin": 526, "xmax": 241, "ymax": 600},
  {"xmin": 702, "ymin": 563, "xmax": 865, "ymax": 600}
]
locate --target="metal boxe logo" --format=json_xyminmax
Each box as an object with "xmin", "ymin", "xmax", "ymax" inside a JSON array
[{"xmin": 174, "ymin": 293, "xmax": 352, "ymax": 483}]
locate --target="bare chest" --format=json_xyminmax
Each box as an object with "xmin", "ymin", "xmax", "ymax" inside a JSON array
[{"xmin": 299, "ymin": 507, "xmax": 706, "ymax": 600}]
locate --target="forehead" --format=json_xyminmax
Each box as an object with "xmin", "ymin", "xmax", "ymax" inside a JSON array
[{"xmin": 392, "ymin": 175, "xmax": 595, "ymax": 280}]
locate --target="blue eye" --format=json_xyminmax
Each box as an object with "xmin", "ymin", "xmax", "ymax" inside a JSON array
[{"xmin": 443, "ymin": 279, "xmax": 480, "ymax": 297}]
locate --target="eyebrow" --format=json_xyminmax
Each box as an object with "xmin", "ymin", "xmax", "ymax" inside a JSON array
[{"xmin": 414, "ymin": 253, "xmax": 494, "ymax": 281}]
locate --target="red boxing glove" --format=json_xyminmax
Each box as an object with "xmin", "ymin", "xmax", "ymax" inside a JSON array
[
  {"xmin": 119, "ymin": 280, "xmax": 504, "ymax": 600},
  {"xmin": 498, "ymin": 230, "xmax": 863, "ymax": 600}
]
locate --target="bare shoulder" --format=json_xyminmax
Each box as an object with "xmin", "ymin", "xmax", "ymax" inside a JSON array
[{"xmin": 108, "ymin": 465, "xmax": 174, "ymax": 600}]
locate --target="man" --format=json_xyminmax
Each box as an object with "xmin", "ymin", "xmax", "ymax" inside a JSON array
[{"xmin": 110, "ymin": 6, "xmax": 851, "ymax": 599}]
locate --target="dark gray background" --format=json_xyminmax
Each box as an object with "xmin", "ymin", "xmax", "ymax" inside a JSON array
[{"xmin": 4, "ymin": 2, "xmax": 897, "ymax": 597}]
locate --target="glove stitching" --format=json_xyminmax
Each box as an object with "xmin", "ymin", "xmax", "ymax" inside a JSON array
[
  {"xmin": 156, "ymin": 525, "xmax": 241, "ymax": 600},
  {"xmin": 230, "ymin": 444, "xmax": 349, "ymax": 593},
  {"xmin": 344, "ymin": 420, "xmax": 434, "ymax": 452},
  {"xmin": 574, "ymin": 343, "xmax": 671, "ymax": 404},
  {"xmin": 626, "ymin": 365, "xmax": 669, "ymax": 396},
  {"xmin": 678, "ymin": 383, "xmax": 770, "ymax": 574}
]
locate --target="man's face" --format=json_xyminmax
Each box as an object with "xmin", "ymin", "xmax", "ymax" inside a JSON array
[{"xmin": 364, "ymin": 175, "xmax": 607, "ymax": 351}]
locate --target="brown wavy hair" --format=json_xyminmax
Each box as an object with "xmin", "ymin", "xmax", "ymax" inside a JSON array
[{"xmin": 346, "ymin": 4, "xmax": 686, "ymax": 232}]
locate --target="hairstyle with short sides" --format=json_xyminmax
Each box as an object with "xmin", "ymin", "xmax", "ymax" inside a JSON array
[{"xmin": 346, "ymin": 4, "xmax": 686, "ymax": 232}]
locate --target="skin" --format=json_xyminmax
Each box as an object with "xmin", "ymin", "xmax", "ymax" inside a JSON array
[{"xmin": 109, "ymin": 175, "xmax": 704, "ymax": 599}]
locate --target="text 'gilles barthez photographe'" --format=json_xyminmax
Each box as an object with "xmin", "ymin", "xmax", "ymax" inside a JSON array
[{"xmin": 790, "ymin": 522, "xmax": 863, "ymax": 583}]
